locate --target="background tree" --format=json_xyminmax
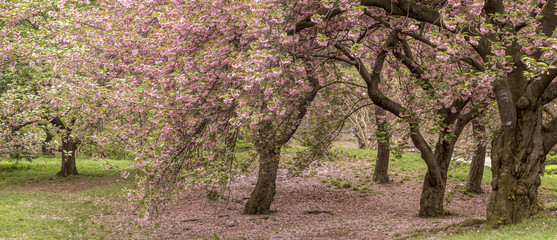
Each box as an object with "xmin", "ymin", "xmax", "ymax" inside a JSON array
[
  {"xmin": 358, "ymin": 0, "xmax": 557, "ymax": 225},
  {"xmin": 465, "ymin": 119, "xmax": 488, "ymax": 194},
  {"xmin": 290, "ymin": 2, "xmax": 491, "ymax": 216}
]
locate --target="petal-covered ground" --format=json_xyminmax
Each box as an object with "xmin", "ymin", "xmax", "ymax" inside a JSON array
[{"xmin": 108, "ymin": 158, "xmax": 495, "ymax": 239}]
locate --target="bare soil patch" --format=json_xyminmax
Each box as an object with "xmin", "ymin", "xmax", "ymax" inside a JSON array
[{"xmin": 105, "ymin": 159, "xmax": 496, "ymax": 239}]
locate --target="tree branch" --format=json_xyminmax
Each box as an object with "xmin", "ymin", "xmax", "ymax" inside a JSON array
[
  {"xmin": 360, "ymin": 0, "xmax": 444, "ymax": 28},
  {"xmin": 459, "ymin": 57, "xmax": 486, "ymax": 72},
  {"xmin": 360, "ymin": 0, "xmax": 492, "ymax": 61},
  {"xmin": 391, "ymin": 38, "xmax": 435, "ymax": 94},
  {"xmin": 334, "ymin": 39, "xmax": 405, "ymax": 118},
  {"xmin": 539, "ymin": 0, "xmax": 557, "ymax": 38},
  {"xmin": 10, "ymin": 121, "xmax": 34, "ymax": 132},
  {"xmin": 541, "ymin": 82, "xmax": 557, "ymax": 105},
  {"xmin": 48, "ymin": 117, "xmax": 68, "ymax": 131},
  {"xmin": 452, "ymin": 108, "xmax": 477, "ymax": 139},
  {"xmin": 543, "ymin": 116, "xmax": 557, "ymax": 154},
  {"xmin": 287, "ymin": 7, "xmax": 343, "ymax": 35},
  {"xmin": 318, "ymin": 81, "xmax": 367, "ymax": 90},
  {"xmin": 312, "ymin": 54, "xmax": 357, "ymax": 65}
]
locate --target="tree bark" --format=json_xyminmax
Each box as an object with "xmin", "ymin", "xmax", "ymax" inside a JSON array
[
  {"xmin": 466, "ymin": 121, "xmax": 486, "ymax": 194},
  {"xmin": 353, "ymin": 126, "xmax": 365, "ymax": 149},
  {"xmin": 487, "ymin": 107, "xmax": 544, "ymax": 225},
  {"xmin": 48, "ymin": 117, "xmax": 79, "ymax": 177},
  {"xmin": 419, "ymin": 170, "xmax": 446, "ymax": 217},
  {"xmin": 243, "ymin": 147, "xmax": 280, "ymax": 214},
  {"xmin": 56, "ymin": 134, "xmax": 79, "ymax": 177},
  {"xmin": 373, "ymin": 106, "xmax": 390, "ymax": 183},
  {"xmin": 41, "ymin": 128, "xmax": 55, "ymax": 156},
  {"xmin": 418, "ymin": 142, "xmax": 453, "ymax": 217},
  {"xmin": 243, "ymin": 75, "xmax": 320, "ymax": 215}
]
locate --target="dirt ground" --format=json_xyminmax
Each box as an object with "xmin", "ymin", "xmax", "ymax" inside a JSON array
[
  {"xmin": 107, "ymin": 161, "xmax": 493, "ymax": 239},
  {"xmin": 101, "ymin": 131, "xmax": 555, "ymax": 239}
]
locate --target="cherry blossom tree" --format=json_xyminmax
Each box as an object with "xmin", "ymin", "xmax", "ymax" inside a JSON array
[
  {"xmin": 289, "ymin": 1, "xmax": 492, "ymax": 217},
  {"xmin": 350, "ymin": 0, "xmax": 557, "ymax": 224},
  {"xmin": 0, "ymin": 0, "xmax": 111, "ymax": 176},
  {"xmin": 7, "ymin": 0, "xmax": 555, "ymax": 226}
]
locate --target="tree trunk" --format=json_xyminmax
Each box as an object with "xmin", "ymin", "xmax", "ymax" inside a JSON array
[
  {"xmin": 466, "ymin": 121, "xmax": 486, "ymax": 194},
  {"xmin": 373, "ymin": 106, "xmax": 390, "ymax": 183},
  {"xmin": 243, "ymin": 147, "xmax": 280, "ymax": 214},
  {"xmin": 487, "ymin": 107, "xmax": 545, "ymax": 225},
  {"xmin": 419, "ymin": 142, "xmax": 453, "ymax": 217},
  {"xmin": 419, "ymin": 170, "xmax": 446, "ymax": 217},
  {"xmin": 41, "ymin": 129, "xmax": 55, "ymax": 156},
  {"xmin": 353, "ymin": 126, "xmax": 365, "ymax": 149},
  {"xmin": 57, "ymin": 135, "xmax": 79, "ymax": 177}
]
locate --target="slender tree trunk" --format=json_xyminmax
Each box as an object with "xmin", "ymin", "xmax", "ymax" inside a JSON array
[
  {"xmin": 466, "ymin": 121, "xmax": 486, "ymax": 194},
  {"xmin": 487, "ymin": 107, "xmax": 545, "ymax": 225},
  {"xmin": 373, "ymin": 106, "xmax": 390, "ymax": 183},
  {"xmin": 466, "ymin": 146, "xmax": 486, "ymax": 194},
  {"xmin": 57, "ymin": 135, "xmax": 79, "ymax": 177},
  {"xmin": 353, "ymin": 126, "xmax": 365, "ymax": 149},
  {"xmin": 419, "ymin": 143, "xmax": 453, "ymax": 217},
  {"xmin": 243, "ymin": 147, "xmax": 280, "ymax": 214}
]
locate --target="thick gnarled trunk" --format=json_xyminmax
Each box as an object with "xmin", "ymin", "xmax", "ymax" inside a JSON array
[
  {"xmin": 373, "ymin": 106, "xmax": 390, "ymax": 183},
  {"xmin": 487, "ymin": 107, "xmax": 545, "ymax": 225},
  {"xmin": 419, "ymin": 170, "xmax": 446, "ymax": 217},
  {"xmin": 243, "ymin": 147, "xmax": 280, "ymax": 214},
  {"xmin": 57, "ymin": 136, "xmax": 79, "ymax": 177}
]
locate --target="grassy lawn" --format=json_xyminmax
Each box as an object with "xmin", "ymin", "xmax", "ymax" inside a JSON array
[
  {"xmin": 334, "ymin": 147, "xmax": 492, "ymax": 185},
  {"xmin": 442, "ymin": 213, "xmax": 557, "ymax": 239},
  {"xmin": 0, "ymin": 157, "xmax": 134, "ymax": 239}
]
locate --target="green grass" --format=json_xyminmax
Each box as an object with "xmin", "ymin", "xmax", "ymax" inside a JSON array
[
  {"xmin": 334, "ymin": 147, "xmax": 493, "ymax": 185},
  {"xmin": 441, "ymin": 214, "xmax": 557, "ymax": 239},
  {"xmin": 541, "ymin": 175, "xmax": 557, "ymax": 192},
  {"xmin": 0, "ymin": 157, "xmax": 134, "ymax": 239},
  {"xmin": 335, "ymin": 147, "xmax": 428, "ymax": 173},
  {"xmin": 0, "ymin": 158, "xmax": 131, "ymax": 187},
  {"xmin": 545, "ymin": 165, "xmax": 557, "ymax": 175},
  {"xmin": 447, "ymin": 161, "xmax": 492, "ymax": 185}
]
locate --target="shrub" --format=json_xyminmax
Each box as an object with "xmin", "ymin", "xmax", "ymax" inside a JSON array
[
  {"xmin": 546, "ymin": 165, "xmax": 557, "ymax": 175},
  {"xmin": 341, "ymin": 182, "xmax": 352, "ymax": 188},
  {"xmin": 547, "ymin": 154, "xmax": 557, "ymax": 165}
]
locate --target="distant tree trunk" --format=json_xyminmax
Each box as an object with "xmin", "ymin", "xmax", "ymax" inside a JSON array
[
  {"xmin": 57, "ymin": 134, "xmax": 79, "ymax": 177},
  {"xmin": 373, "ymin": 106, "xmax": 390, "ymax": 183},
  {"xmin": 49, "ymin": 117, "xmax": 79, "ymax": 177},
  {"xmin": 41, "ymin": 128, "xmax": 55, "ymax": 156},
  {"xmin": 243, "ymin": 147, "xmax": 280, "ymax": 214},
  {"xmin": 466, "ymin": 121, "xmax": 486, "ymax": 194},
  {"xmin": 353, "ymin": 126, "xmax": 365, "ymax": 149}
]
